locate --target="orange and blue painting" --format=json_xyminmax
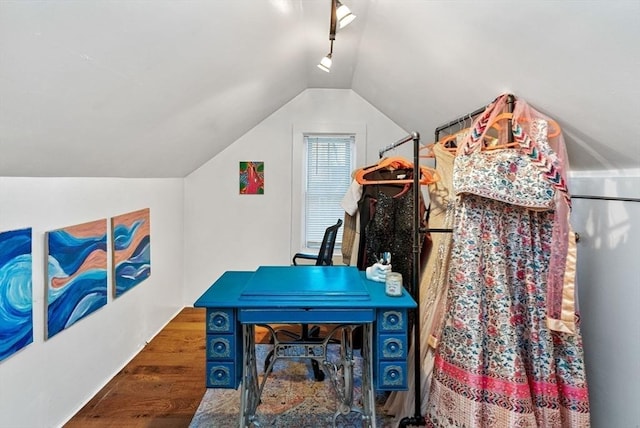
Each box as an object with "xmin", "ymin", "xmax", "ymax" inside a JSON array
[
  {"xmin": 111, "ymin": 208, "xmax": 151, "ymax": 298},
  {"xmin": 47, "ymin": 219, "xmax": 108, "ymax": 339},
  {"xmin": 0, "ymin": 228, "xmax": 33, "ymax": 361},
  {"xmin": 239, "ymin": 161, "xmax": 264, "ymax": 194}
]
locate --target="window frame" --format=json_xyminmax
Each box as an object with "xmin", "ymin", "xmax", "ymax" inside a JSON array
[{"xmin": 291, "ymin": 123, "xmax": 367, "ymax": 257}]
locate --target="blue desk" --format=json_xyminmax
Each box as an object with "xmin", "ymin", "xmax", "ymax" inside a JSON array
[{"xmin": 194, "ymin": 265, "xmax": 417, "ymax": 427}]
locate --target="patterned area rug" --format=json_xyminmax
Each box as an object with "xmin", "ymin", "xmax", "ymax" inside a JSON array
[{"xmin": 190, "ymin": 344, "xmax": 395, "ymax": 427}]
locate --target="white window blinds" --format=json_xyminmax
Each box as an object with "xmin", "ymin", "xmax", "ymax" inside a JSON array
[{"xmin": 304, "ymin": 135, "xmax": 354, "ymax": 249}]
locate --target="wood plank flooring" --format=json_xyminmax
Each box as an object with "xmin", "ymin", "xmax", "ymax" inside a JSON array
[
  {"xmin": 64, "ymin": 307, "xmax": 310, "ymax": 427},
  {"xmin": 65, "ymin": 307, "xmax": 206, "ymax": 428}
]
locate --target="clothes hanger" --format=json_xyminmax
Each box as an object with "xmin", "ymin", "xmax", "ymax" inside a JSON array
[
  {"xmin": 477, "ymin": 112, "xmax": 522, "ymax": 150},
  {"xmin": 363, "ymin": 164, "xmax": 438, "ymax": 186},
  {"xmin": 439, "ymin": 133, "xmax": 460, "ymax": 153},
  {"xmin": 358, "ymin": 156, "xmax": 413, "ymax": 173},
  {"xmin": 419, "ymin": 143, "xmax": 436, "ymax": 159},
  {"xmin": 354, "ymin": 157, "xmax": 439, "ymax": 186},
  {"xmin": 486, "ymin": 112, "xmax": 561, "ymax": 146},
  {"xmin": 354, "ymin": 156, "xmax": 412, "ymax": 183},
  {"xmin": 420, "ymin": 133, "xmax": 457, "ymax": 158},
  {"xmin": 421, "ymin": 135, "xmax": 462, "ymax": 157},
  {"xmin": 434, "ymin": 122, "xmax": 477, "ymax": 154},
  {"xmin": 429, "ymin": 118, "xmax": 461, "ymax": 155}
]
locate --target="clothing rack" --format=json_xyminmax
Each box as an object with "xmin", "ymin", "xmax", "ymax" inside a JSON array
[
  {"xmin": 378, "ymin": 132, "xmax": 425, "ymax": 428},
  {"xmin": 384, "ymin": 97, "xmax": 633, "ymax": 427}
]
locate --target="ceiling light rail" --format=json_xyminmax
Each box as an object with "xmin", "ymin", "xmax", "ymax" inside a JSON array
[{"xmin": 317, "ymin": 0, "xmax": 356, "ymax": 73}]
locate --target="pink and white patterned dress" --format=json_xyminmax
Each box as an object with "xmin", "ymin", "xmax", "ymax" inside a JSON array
[{"xmin": 425, "ymin": 118, "xmax": 590, "ymax": 427}]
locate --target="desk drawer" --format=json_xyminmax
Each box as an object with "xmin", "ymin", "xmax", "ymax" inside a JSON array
[
  {"xmin": 206, "ymin": 309, "xmax": 235, "ymax": 334},
  {"xmin": 207, "ymin": 334, "xmax": 239, "ymax": 360},
  {"xmin": 377, "ymin": 361, "xmax": 407, "ymax": 390},
  {"xmin": 377, "ymin": 334, "xmax": 406, "ymax": 360},
  {"xmin": 206, "ymin": 362, "xmax": 239, "ymax": 389},
  {"xmin": 239, "ymin": 308, "xmax": 374, "ymax": 324},
  {"xmin": 377, "ymin": 310, "xmax": 406, "ymax": 332}
]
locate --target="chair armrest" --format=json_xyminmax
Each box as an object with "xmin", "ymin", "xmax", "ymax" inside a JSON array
[{"xmin": 292, "ymin": 253, "xmax": 318, "ymax": 266}]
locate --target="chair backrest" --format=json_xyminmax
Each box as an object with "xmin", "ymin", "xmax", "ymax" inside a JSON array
[{"xmin": 315, "ymin": 219, "xmax": 343, "ymax": 266}]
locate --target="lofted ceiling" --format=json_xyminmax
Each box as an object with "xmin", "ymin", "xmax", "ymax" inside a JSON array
[{"xmin": 1, "ymin": 0, "xmax": 638, "ymax": 178}]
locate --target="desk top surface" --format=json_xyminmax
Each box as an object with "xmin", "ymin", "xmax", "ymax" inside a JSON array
[{"xmin": 194, "ymin": 265, "xmax": 416, "ymax": 309}]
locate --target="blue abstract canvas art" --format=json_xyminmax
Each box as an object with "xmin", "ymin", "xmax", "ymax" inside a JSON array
[
  {"xmin": 0, "ymin": 228, "xmax": 33, "ymax": 362},
  {"xmin": 111, "ymin": 208, "xmax": 151, "ymax": 298},
  {"xmin": 47, "ymin": 219, "xmax": 108, "ymax": 339}
]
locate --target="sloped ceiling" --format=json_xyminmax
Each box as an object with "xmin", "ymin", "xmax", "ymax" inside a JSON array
[{"xmin": 1, "ymin": 0, "xmax": 638, "ymax": 178}]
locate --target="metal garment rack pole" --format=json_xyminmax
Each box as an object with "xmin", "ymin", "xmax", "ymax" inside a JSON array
[
  {"xmin": 378, "ymin": 132, "xmax": 419, "ymax": 159},
  {"xmin": 418, "ymin": 197, "xmax": 640, "ymax": 236},
  {"xmin": 434, "ymin": 105, "xmax": 486, "ymax": 136},
  {"xmin": 571, "ymin": 194, "xmax": 640, "ymax": 203},
  {"xmin": 378, "ymin": 132, "xmax": 425, "ymax": 428}
]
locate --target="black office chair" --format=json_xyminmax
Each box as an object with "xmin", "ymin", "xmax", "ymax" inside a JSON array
[
  {"xmin": 292, "ymin": 218, "xmax": 343, "ymax": 267},
  {"xmin": 264, "ymin": 219, "xmax": 343, "ymax": 381}
]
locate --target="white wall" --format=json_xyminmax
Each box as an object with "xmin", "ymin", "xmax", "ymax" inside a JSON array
[
  {"xmin": 569, "ymin": 171, "xmax": 640, "ymax": 427},
  {"xmin": 183, "ymin": 88, "xmax": 409, "ymax": 304},
  {"xmin": 0, "ymin": 177, "xmax": 184, "ymax": 427}
]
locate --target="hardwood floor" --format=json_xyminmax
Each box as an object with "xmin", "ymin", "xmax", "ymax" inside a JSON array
[
  {"xmin": 65, "ymin": 307, "xmax": 207, "ymax": 428},
  {"xmin": 64, "ymin": 307, "xmax": 308, "ymax": 427}
]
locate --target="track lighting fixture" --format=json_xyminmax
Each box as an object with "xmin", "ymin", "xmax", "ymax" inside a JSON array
[{"xmin": 316, "ymin": 0, "xmax": 355, "ymax": 73}]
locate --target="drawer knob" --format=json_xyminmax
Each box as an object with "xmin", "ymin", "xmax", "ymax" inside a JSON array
[{"xmin": 214, "ymin": 342, "xmax": 227, "ymax": 353}]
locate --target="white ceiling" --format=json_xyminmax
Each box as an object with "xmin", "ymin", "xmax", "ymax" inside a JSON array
[{"xmin": 1, "ymin": 0, "xmax": 638, "ymax": 178}]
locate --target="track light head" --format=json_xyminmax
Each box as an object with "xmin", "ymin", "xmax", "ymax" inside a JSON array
[
  {"xmin": 336, "ymin": 1, "xmax": 356, "ymax": 28},
  {"xmin": 317, "ymin": 53, "xmax": 332, "ymax": 72}
]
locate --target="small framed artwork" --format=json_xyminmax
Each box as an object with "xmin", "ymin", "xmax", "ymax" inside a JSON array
[
  {"xmin": 111, "ymin": 208, "xmax": 151, "ymax": 298},
  {"xmin": 239, "ymin": 161, "xmax": 264, "ymax": 195},
  {"xmin": 46, "ymin": 219, "xmax": 108, "ymax": 339}
]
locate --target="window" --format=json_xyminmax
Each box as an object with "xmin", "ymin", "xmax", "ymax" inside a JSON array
[{"xmin": 303, "ymin": 134, "xmax": 355, "ymax": 249}]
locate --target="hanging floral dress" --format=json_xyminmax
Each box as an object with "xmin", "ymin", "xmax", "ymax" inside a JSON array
[{"xmin": 426, "ymin": 96, "xmax": 590, "ymax": 427}]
